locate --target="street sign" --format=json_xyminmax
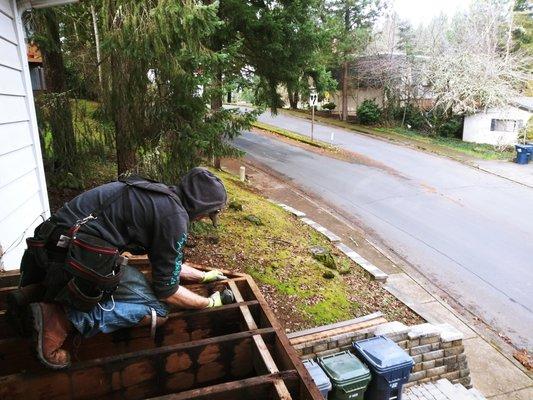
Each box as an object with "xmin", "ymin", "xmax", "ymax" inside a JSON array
[{"xmin": 309, "ymin": 92, "xmax": 318, "ymax": 106}]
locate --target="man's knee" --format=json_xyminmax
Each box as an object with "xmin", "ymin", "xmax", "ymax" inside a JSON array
[{"xmin": 137, "ymin": 314, "xmax": 168, "ymax": 327}]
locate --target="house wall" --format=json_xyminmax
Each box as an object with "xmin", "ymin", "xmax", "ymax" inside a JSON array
[
  {"xmin": 0, "ymin": 0, "xmax": 50, "ymax": 270},
  {"xmin": 329, "ymin": 87, "xmax": 384, "ymax": 115},
  {"xmin": 463, "ymin": 106, "xmax": 531, "ymax": 146}
]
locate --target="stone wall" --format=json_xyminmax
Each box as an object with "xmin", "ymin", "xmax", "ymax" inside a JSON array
[{"xmin": 292, "ymin": 321, "xmax": 472, "ymax": 388}]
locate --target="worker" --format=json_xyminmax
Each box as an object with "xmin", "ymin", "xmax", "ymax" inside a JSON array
[{"xmin": 7, "ymin": 167, "xmax": 228, "ymax": 369}]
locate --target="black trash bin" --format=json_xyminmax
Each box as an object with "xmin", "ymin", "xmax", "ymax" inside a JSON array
[{"xmin": 353, "ymin": 336, "xmax": 414, "ymax": 400}]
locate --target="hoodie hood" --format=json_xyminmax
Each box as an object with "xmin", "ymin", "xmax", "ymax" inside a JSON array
[{"xmin": 172, "ymin": 168, "xmax": 227, "ymax": 220}]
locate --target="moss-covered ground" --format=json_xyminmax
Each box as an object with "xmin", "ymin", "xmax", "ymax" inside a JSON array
[{"xmin": 185, "ymin": 170, "xmax": 422, "ymax": 332}]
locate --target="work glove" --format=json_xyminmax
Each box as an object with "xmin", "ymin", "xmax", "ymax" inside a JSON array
[
  {"xmin": 201, "ymin": 269, "xmax": 227, "ymax": 283},
  {"xmin": 206, "ymin": 289, "xmax": 236, "ymax": 308},
  {"xmin": 206, "ymin": 291, "xmax": 223, "ymax": 308}
]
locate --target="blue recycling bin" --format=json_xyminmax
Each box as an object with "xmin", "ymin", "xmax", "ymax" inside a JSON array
[
  {"xmin": 302, "ymin": 359, "xmax": 333, "ymax": 399},
  {"xmin": 353, "ymin": 336, "xmax": 414, "ymax": 400},
  {"xmin": 515, "ymin": 145, "xmax": 531, "ymax": 164}
]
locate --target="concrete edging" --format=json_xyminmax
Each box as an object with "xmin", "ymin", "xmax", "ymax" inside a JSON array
[{"xmin": 274, "ymin": 202, "xmax": 388, "ymax": 282}]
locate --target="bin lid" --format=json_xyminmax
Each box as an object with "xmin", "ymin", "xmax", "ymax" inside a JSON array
[
  {"xmin": 317, "ymin": 351, "xmax": 371, "ymax": 384},
  {"xmin": 353, "ymin": 336, "xmax": 413, "ymax": 372},
  {"xmin": 302, "ymin": 359, "xmax": 332, "ymax": 392}
]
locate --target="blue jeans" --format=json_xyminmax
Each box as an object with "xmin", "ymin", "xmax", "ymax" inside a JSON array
[{"xmin": 66, "ymin": 266, "xmax": 168, "ymax": 338}]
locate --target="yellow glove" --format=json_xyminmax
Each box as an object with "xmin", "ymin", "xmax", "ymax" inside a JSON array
[
  {"xmin": 201, "ymin": 270, "xmax": 227, "ymax": 283},
  {"xmin": 206, "ymin": 291, "xmax": 223, "ymax": 308}
]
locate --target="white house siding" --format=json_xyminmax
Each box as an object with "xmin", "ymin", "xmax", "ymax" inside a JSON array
[
  {"xmin": 0, "ymin": 0, "xmax": 50, "ymax": 270},
  {"xmin": 463, "ymin": 106, "xmax": 532, "ymax": 146}
]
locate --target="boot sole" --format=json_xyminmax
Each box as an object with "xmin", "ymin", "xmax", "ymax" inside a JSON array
[{"xmin": 30, "ymin": 303, "xmax": 71, "ymax": 370}]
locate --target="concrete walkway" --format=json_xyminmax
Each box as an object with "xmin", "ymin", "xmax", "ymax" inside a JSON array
[
  {"xmin": 384, "ymin": 273, "xmax": 532, "ymax": 399},
  {"xmin": 473, "ymin": 159, "xmax": 533, "ymax": 188},
  {"xmin": 405, "ymin": 379, "xmax": 487, "ymax": 400}
]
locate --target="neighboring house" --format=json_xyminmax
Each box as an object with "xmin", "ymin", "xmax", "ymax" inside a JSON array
[
  {"xmin": 462, "ymin": 97, "xmax": 533, "ymax": 146},
  {"xmin": 0, "ymin": 0, "xmax": 75, "ymax": 271},
  {"xmin": 329, "ymin": 53, "xmax": 435, "ymax": 116}
]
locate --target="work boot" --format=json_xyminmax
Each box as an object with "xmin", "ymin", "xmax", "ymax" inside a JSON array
[
  {"xmin": 30, "ymin": 302, "xmax": 72, "ymax": 369},
  {"xmin": 6, "ymin": 284, "xmax": 46, "ymax": 336}
]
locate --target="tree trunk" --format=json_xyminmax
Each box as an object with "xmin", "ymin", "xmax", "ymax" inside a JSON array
[
  {"xmin": 288, "ymin": 90, "xmax": 299, "ymax": 109},
  {"xmin": 110, "ymin": 54, "xmax": 137, "ymax": 175},
  {"xmin": 227, "ymin": 91, "xmax": 232, "ymax": 104},
  {"xmin": 211, "ymin": 71, "xmax": 223, "ymax": 110},
  {"xmin": 39, "ymin": 10, "xmax": 78, "ymax": 174},
  {"xmin": 341, "ymin": 60, "xmax": 349, "ymax": 121},
  {"xmin": 211, "ymin": 70, "xmax": 222, "ymax": 169},
  {"xmin": 107, "ymin": 1, "xmax": 137, "ymax": 176}
]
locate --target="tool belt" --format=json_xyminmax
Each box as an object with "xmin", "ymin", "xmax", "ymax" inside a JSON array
[{"xmin": 22, "ymin": 218, "xmax": 125, "ymax": 312}]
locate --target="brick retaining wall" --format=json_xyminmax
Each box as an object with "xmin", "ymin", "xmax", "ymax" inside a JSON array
[{"xmin": 292, "ymin": 321, "xmax": 472, "ymax": 388}]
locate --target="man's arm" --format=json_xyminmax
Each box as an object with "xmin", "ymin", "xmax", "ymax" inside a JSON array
[{"xmin": 162, "ymin": 285, "xmax": 210, "ymax": 309}]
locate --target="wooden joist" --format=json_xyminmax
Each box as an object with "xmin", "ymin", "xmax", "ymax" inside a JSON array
[
  {"xmin": 0, "ymin": 264, "xmax": 323, "ymax": 400},
  {"xmin": 149, "ymin": 371, "xmax": 300, "ymax": 400}
]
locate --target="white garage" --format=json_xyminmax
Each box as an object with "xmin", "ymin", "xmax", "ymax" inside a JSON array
[{"xmin": 462, "ymin": 98, "xmax": 533, "ymax": 146}]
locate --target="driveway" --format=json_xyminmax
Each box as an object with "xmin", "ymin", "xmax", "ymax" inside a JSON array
[{"xmin": 233, "ymin": 112, "xmax": 533, "ymax": 351}]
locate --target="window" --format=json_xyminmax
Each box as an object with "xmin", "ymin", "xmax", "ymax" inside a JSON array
[{"xmin": 490, "ymin": 119, "xmax": 522, "ymax": 132}]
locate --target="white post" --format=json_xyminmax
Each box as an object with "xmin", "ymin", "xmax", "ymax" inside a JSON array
[
  {"xmin": 330, "ymin": 132, "xmax": 335, "ymax": 142},
  {"xmin": 311, "ymin": 105, "xmax": 315, "ymax": 141},
  {"xmin": 239, "ymin": 166, "xmax": 246, "ymax": 182}
]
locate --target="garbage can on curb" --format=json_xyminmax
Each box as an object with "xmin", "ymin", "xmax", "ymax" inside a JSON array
[
  {"xmin": 317, "ymin": 351, "xmax": 372, "ymax": 400},
  {"xmin": 302, "ymin": 359, "xmax": 333, "ymax": 399},
  {"xmin": 353, "ymin": 336, "xmax": 414, "ymax": 400},
  {"xmin": 515, "ymin": 145, "xmax": 531, "ymax": 164}
]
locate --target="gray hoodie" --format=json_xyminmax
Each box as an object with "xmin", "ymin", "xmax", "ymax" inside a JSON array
[{"xmin": 54, "ymin": 168, "xmax": 227, "ymax": 298}]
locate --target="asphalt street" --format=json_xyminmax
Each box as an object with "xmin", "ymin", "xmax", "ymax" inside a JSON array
[{"xmin": 233, "ymin": 111, "xmax": 533, "ymax": 351}]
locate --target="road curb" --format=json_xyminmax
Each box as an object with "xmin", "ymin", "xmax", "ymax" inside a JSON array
[
  {"xmin": 335, "ymin": 243, "xmax": 388, "ymax": 282},
  {"xmin": 273, "ymin": 201, "xmax": 388, "ymax": 282}
]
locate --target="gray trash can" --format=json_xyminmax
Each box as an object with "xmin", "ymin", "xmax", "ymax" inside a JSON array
[{"xmin": 303, "ymin": 358, "xmax": 333, "ymax": 399}]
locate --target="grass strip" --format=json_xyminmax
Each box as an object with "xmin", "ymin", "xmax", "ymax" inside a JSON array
[
  {"xmin": 252, "ymin": 121, "xmax": 337, "ymax": 151},
  {"xmin": 280, "ymin": 109, "xmax": 514, "ymax": 161}
]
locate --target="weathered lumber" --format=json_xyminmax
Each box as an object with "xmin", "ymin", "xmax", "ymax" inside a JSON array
[
  {"xmin": 0, "ymin": 270, "xmax": 19, "ymax": 288},
  {"xmin": 0, "ymin": 262, "xmax": 322, "ymax": 400},
  {"xmin": 227, "ymin": 280, "xmax": 293, "ymax": 399},
  {"xmin": 0, "ymin": 300, "xmax": 261, "ymax": 376},
  {"xmin": 244, "ymin": 276, "xmax": 325, "ymax": 400},
  {"xmin": 288, "ymin": 315, "xmax": 388, "ymax": 347},
  {"xmin": 287, "ymin": 312, "xmax": 384, "ymax": 339},
  {"xmin": 0, "ymin": 328, "xmax": 275, "ymax": 400},
  {"xmin": 148, "ymin": 371, "xmax": 300, "ymax": 400}
]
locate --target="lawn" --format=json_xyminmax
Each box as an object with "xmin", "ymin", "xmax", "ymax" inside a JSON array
[{"xmin": 185, "ymin": 171, "xmax": 421, "ymax": 332}]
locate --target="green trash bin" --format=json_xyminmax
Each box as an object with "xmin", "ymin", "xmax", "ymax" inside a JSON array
[{"xmin": 317, "ymin": 351, "xmax": 372, "ymax": 400}]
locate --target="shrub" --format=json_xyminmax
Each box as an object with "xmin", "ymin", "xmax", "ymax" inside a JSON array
[
  {"xmin": 356, "ymin": 100, "xmax": 381, "ymax": 125},
  {"xmin": 394, "ymin": 104, "xmax": 426, "ymax": 130},
  {"xmin": 322, "ymin": 102, "xmax": 336, "ymax": 111},
  {"xmin": 435, "ymin": 116, "xmax": 463, "ymax": 138}
]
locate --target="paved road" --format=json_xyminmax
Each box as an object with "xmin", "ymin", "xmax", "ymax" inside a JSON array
[{"xmin": 234, "ymin": 111, "xmax": 533, "ymax": 351}]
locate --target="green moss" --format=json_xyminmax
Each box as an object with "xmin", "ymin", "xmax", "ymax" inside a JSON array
[{"xmin": 195, "ymin": 172, "xmax": 359, "ymax": 325}]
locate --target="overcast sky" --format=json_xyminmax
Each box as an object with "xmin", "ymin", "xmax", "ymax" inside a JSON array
[{"xmin": 393, "ymin": 0, "xmax": 473, "ymax": 26}]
